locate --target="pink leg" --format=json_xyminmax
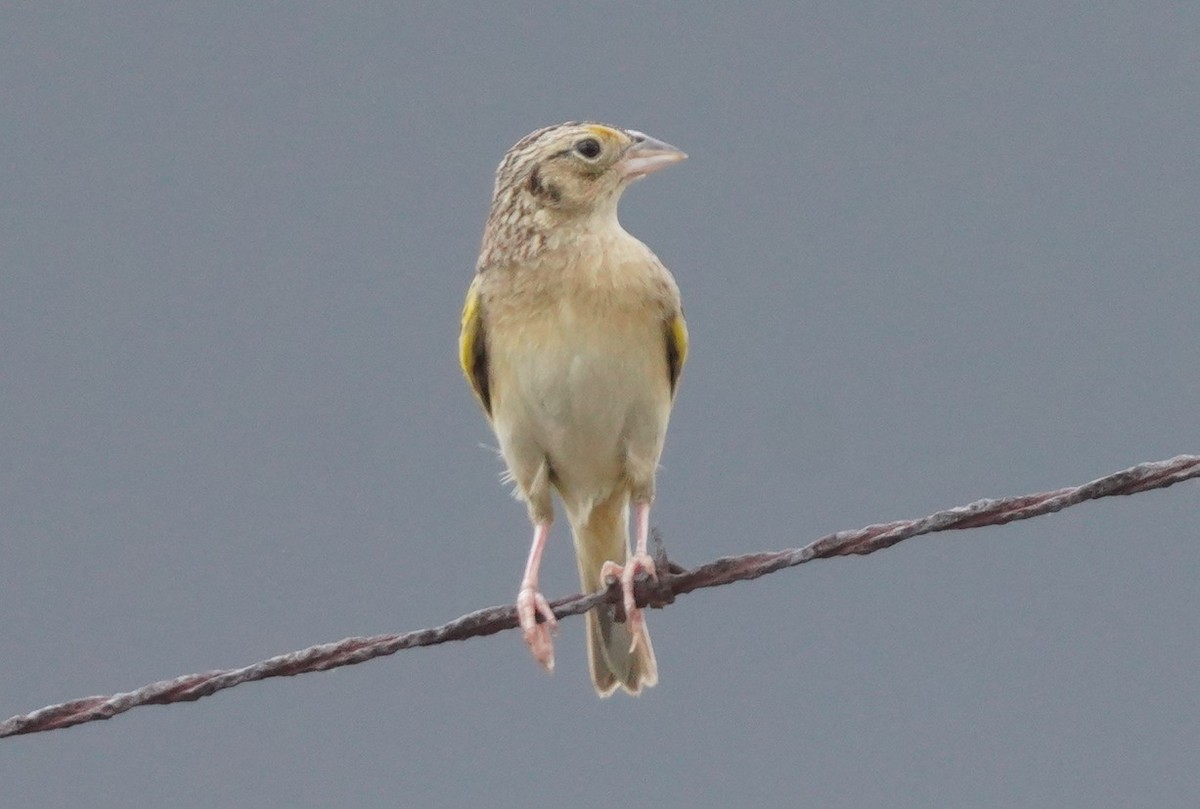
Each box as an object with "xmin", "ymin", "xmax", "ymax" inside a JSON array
[
  {"xmin": 517, "ymin": 521, "xmax": 558, "ymax": 672},
  {"xmin": 633, "ymin": 500, "xmax": 652, "ymax": 558},
  {"xmin": 600, "ymin": 501, "xmax": 657, "ymax": 653}
]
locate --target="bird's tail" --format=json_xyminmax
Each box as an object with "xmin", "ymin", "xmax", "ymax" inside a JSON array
[{"xmin": 569, "ymin": 489, "xmax": 658, "ymax": 696}]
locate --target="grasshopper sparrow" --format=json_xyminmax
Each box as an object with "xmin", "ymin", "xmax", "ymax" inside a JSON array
[{"xmin": 460, "ymin": 122, "xmax": 687, "ymax": 695}]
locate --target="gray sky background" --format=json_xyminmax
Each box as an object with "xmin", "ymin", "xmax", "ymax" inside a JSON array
[{"xmin": 3, "ymin": 3, "xmax": 1198, "ymax": 807}]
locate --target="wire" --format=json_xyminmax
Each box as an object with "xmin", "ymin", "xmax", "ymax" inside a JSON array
[{"xmin": 3, "ymin": 453, "xmax": 1196, "ymax": 739}]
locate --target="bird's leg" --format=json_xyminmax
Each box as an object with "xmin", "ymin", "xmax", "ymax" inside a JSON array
[
  {"xmin": 600, "ymin": 500, "xmax": 657, "ymax": 653},
  {"xmin": 517, "ymin": 520, "xmax": 558, "ymax": 672}
]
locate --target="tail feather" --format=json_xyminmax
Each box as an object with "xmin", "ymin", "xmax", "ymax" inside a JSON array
[{"xmin": 570, "ymin": 491, "xmax": 658, "ymax": 696}]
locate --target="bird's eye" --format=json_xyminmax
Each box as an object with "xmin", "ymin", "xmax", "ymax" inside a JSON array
[{"xmin": 574, "ymin": 138, "xmax": 602, "ymax": 159}]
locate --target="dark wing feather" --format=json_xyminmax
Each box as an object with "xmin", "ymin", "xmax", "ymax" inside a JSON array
[
  {"xmin": 665, "ymin": 312, "xmax": 688, "ymax": 396},
  {"xmin": 459, "ymin": 277, "xmax": 492, "ymax": 416}
]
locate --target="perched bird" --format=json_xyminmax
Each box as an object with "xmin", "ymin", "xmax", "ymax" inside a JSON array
[{"xmin": 459, "ymin": 122, "xmax": 688, "ymax": 695}]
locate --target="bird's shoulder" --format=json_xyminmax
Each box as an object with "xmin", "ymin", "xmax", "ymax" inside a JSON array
[{"xmin": 477, "ymin": 230, "xmax": 680, "ymax": 322}]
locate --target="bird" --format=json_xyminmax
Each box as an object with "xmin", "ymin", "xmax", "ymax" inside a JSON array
[{"xmin": 459, "ymin": 122, "xmax": 688, "ymax": 695}]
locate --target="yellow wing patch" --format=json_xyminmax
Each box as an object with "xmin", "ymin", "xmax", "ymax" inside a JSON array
[
  {"xmin": 459, "ymin": 276, "xmax": 492, "ymax": 416},
  {"xmin": 666, "ymin": 312, "xmax": 688, "ymax": 396}
]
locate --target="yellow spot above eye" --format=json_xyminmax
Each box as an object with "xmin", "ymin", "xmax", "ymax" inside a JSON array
[{"xmin": 584, "ymin": 125, "xmax": 626, "ymax": 145}]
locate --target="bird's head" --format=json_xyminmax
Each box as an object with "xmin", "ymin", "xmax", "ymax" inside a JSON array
[{"xmin": 479, "ymin": 122, "xmax": 686, "ymax": 269}]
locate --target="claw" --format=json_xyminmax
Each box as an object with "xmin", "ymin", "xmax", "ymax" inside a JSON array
[
  {"xmin": 600, "ymin": 554, "xmax": 657, "ymax": 653},
  {"xmin": 517, "ymin": 584, "xmax": 558, "ymax": 672}
]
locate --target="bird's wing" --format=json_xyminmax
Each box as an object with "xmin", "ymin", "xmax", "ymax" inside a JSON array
[
  {"xmin": 459, "ymin": 275, "xmax": 492, "ymax": 416},
  {"xmin": 666, "ymin": 311, "xmax": 688, "ymax": 396}
]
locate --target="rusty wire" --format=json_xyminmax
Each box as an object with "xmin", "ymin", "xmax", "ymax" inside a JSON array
[{"xmin": 3, "ymin": 453, "xmax": 1197, "ymax": 739}]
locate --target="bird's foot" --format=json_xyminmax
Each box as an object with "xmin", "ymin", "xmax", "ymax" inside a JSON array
[
  {"xmin": 517, "ymin": 583, "xmax": 558, "ymax": 672},
  {"xmin": 600, "ymin": 553, "xmax": 657, "ymax": 653}
]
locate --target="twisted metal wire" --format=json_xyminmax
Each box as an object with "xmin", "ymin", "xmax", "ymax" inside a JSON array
[{"xmin": 3, "ymin": 454, "xmax": 1196, "ymax": 739}]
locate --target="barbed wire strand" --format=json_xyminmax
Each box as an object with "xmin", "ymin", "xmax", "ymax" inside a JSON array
[{"xmin": 3, "ymin": 453, "xmax": 1197, "ymax": 740}]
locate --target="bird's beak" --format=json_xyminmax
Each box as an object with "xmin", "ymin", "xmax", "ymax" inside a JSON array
[{"xmin": 618, "ymin": 131, "xmax": 687, "ymax": 180}]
